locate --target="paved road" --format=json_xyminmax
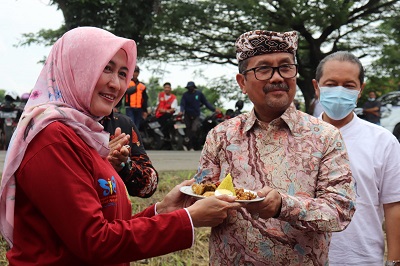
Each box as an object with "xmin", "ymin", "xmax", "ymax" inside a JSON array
[{"xmin": 0, "ymin": 150, "xmax": 201, "ymax": 173}]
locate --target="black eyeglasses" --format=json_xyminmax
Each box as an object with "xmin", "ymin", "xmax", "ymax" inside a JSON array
[{"xmin": 242, "ymin": 64, "xmax": 298, "ymax": 81}]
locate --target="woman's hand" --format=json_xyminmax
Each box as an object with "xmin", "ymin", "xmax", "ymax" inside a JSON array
[
  {"xmin": 107, "ymin": 127, "xmax": 130, "ymax": 171},
  {"xmin": 187, "ymin": 195, "xmax": 242, "ymax": 227},
  {"xmin": 157, "ymin": 179, "xmax": 196, "ymax": 214}
]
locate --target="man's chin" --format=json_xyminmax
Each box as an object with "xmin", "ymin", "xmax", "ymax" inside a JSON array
[{"xmin": 265, "ymin": 95, "xmax": 291, "ymax": 109}]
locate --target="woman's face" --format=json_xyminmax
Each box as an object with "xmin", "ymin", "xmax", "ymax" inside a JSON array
[{"xmin": 90, "ymin": 49, "xmax": 129, "ymax": 117}]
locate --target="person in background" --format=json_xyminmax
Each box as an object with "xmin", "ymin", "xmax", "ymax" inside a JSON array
[
  {"xmin": 293, "ymin": 98, "xmax": 300, "ymax": 110},
  {"xmin": 194, "ymin": 30, "xmax": 356, "ymax": 265},
  {"xmin": 155, "ymin": 82, "xmax": 178, "ymax": 137},
  {"xmin": 362, "ymin": 91, "xmax": 381, "ymax": 125},
  {"xmin": 309, "ymin": 94, "xmax": 324, "ymax": 117},
  {"xmin": 100, "ymin": 109, "xmax": 158, "ymax": 197},
  {"xmin": 179, "ymin": 81, "xmax": 219, "ymax": 151},
  {"xmin": 0, "ymin": 26, "xmax": 242, "ymax": 265},
  {"xmin": 125, "ymin": 65, "xmax": 148, "ymax": 129},
  {"xmin": 312, "ymin": 51, "xmax": 400, "ymax": 266}
]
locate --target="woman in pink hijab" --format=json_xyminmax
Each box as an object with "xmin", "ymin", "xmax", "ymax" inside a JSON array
[{"xmin": 0, "ymin": 27, "xmax": 240, "ymax": 265}]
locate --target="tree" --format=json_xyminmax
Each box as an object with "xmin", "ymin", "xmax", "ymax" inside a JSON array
[
  {"xmin": 143, "ymin": 0, "xmax": 400, "ymax": 112},
  {"xmin": 19, "ymin": 0, "xmax": 400, "ymax": 113},
  {"xmin": 361, "ymin": 13, "xmax": 400, "ymax": 105},
  {"xmin": 18, "ymin": 0, "xmax": 161, "ymax": 58}
]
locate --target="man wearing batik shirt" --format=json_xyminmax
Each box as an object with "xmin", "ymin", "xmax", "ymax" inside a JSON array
[
  {"xmin": 194, "ymin": 30, "xmax": 356, "ymax": 265},
  {"xmin": 101, "ymin": 111, "xmax": 158, "ymax": 197}
]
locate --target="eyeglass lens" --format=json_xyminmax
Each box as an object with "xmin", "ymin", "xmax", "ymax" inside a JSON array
[{"xmin": 255, "ymin": 65, "xmax": 297, "ymax": 80}]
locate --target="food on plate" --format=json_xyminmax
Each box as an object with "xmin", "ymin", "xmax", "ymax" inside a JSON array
[
  {"xmin": 215, "ymin": 188, "xmax": 234, "ymax": 196},
  {"xmin": 191, "ymin": 173, "xmax": 257, "ymax": 200},
  {"xmin": 216, "ymin": 173, "xmax": 236, "ymax": 196},
  {"xmin": 203, "ymin": 191, "xmax": 215, "ymax": 197},
  {"xmin": 235, "ymin": 188, "xmax": 258, "ymax": 201},
  {"xmin": 192, "ymin": 183, "xmax": 216, "ymax": 195}
]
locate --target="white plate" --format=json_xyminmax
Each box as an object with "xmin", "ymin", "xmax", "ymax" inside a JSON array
[{"xmin": 179, "ymin": 186, "xmax": 265, "ymax": 203}]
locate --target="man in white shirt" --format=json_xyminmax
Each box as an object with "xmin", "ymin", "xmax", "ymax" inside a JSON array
[{"xmin": 312, "ymin": 51, "xmax": 400, "ymax": 266}]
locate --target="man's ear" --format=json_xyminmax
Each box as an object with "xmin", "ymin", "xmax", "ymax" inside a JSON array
[
  {"xmin": 236, "ymin": 73, "xmax": 247, "ymax": 94},
  {"xmin": 359, "ymin": 82, "xmax": 366, "ymax": 99},
  {"xmin": 312, "ymin": 79, "xmax": 320, "ymax": 99}
]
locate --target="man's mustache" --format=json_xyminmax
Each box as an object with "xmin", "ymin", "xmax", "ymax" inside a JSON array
[{"xmin": 263, "ymin": 83, "xmax": 289, "ymax": 93}]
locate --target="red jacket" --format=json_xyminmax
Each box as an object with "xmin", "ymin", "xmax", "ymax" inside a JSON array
[
  {"xmin": 8, "ymin": 122, "xmax": 193, "ymax": 266},
  {"xmin": 155, "ymin": 92, "xmax": 177, "ymax": 118}
]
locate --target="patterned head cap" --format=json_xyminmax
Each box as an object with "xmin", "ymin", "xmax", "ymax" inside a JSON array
[{"xmin": 235, "ymin": 30, "xmax": 298, "ymax": 62}]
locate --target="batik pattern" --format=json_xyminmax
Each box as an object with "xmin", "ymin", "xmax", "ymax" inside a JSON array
[
  {"xmin": 235, "ymin": 30, "xmax": 298, "ymax": 61},
  {"xmin": 195, "ymin": 104, "xmax": 355, "ymax": 265}
]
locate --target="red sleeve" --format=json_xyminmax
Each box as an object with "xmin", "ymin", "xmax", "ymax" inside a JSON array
[{"xmin": 17, "ymin": 124, "xmax": 193, "ymax": 264}]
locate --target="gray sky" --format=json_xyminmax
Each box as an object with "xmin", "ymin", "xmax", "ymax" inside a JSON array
[
  {"xmin": 0, "ymin": 0, "xmax": 63, "ymax": 95},
  {"xmin": 0, "ymin": 0, "xmax": 239, "ymax": 107}
]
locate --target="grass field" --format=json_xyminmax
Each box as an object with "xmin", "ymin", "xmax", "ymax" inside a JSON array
[{"xmin": 0, "ymin": 170, "xmax": 210, "ymax": 266}]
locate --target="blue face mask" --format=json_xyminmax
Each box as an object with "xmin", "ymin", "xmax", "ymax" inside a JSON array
[{"xmin": 319, "ymin": 86, "xmax": 360, "ymax": 120}]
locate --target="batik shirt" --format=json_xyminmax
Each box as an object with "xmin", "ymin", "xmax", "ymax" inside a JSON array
[
  {"xmin": 195, "ymin": 104, "xmax": 356, "ymax": 266},
  {"xmin": 100, "ymin": 112, "xmax": 158, "ymax": 198}
]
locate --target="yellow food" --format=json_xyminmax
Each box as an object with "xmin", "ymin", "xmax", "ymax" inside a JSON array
[
  {"xmin": 190, "ymin": 174, "xmax": 257, "ymax": 200},
  {"xmin": 216, "ymin": 173, "xmax": 236, "ymax": 196},
  {"xmin": 215, "ymin": 188, "xmax": 234, "ymax": 196}
]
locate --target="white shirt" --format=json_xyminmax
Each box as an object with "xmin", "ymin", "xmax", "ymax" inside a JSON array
[{"xmin": 326, "ymin": 114, "xmax": 400, "ymax": 265}]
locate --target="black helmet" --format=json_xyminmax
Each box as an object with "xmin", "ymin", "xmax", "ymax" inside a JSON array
[{"xmin": 235, "ymin": 100, "xmax": 244, "ymax": 110}]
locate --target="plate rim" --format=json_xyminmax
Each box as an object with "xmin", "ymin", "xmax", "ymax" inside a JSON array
[{"xmin": 180, "ymin": 185, "xmax": 265, "ymax": 202}]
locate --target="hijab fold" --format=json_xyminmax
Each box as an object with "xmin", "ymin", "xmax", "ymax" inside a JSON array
[{"xmin": 0, "ymin": 27, "xmax": 137, "ymax": 246}]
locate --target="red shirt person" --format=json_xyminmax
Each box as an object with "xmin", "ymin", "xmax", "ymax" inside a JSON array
[
  {"xmin": 155, "ymin": 82, "xmax": 178, "ymax": 119},
  {"xmin": 0, "ymin": 26, "xmax": 241, "ymax": 266}
]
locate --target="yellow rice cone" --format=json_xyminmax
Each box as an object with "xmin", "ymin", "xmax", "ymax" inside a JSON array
[{"xmin": 216, "ymin": 173, "xmax": 236, "ymax": 196}]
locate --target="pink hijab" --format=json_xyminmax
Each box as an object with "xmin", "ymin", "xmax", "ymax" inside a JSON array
[{"xmin": 0, "ymin": 27, "xmax": 137, "ymax": 246}]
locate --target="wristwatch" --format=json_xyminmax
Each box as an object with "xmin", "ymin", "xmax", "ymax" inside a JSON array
[{"xmin": 385, "ymin": 261, "xmax": 400, "ymax": 266}]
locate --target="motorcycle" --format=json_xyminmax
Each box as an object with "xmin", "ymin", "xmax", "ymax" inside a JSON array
[
  {"xmin": 0, "ymin": 101, "xmax": 20, "ymax": 150},
  {"xmin": 195, "ymin": 100, "xmax": 244, "ymax": 150},
  {"xmin": 225, "ymin": 100, "xmax": 244, "ymax": 119},
  {"xmin": 139, "ymin": 115, "xmax": 165, "ymax": 150},
  {"xmin": 161, "ymin": 114, "xmax": 186, "ymax": 150},
  {"xmin": 195, "ymin": 111, "xmax": 226, "ymax": 150}
]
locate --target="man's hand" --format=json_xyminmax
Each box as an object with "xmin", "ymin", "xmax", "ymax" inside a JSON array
[
  {"xmin": 243, "ymin": 186, "xmax": 282, "ymax": 219},
  {"xmin": 107, "ymin": 127, "xmax": 130, "ymax": 171}
]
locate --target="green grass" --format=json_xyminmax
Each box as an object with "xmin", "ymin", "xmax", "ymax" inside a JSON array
[{"xmin": 0, "ymin": 170, "xmax": 210, "ymax": 266}]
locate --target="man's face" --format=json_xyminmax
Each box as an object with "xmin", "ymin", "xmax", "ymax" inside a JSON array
[
  {"xmin": 313, "ymin": 60, "xmax": 364, "ymax": 100},
  {"xmin": 236, "ymin": 52, "xmax": 297, "ymax": 121},
  {"xmin": 164, "ymin": 84, "xmax": 172, "ymax": 95},
  {"xmin": 132, "ymin": 70, "xmax": 139, "ymax": 80},
  {"xmin": 368, "ymin": 91, "xmax": 376, "ymax": 99}
]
